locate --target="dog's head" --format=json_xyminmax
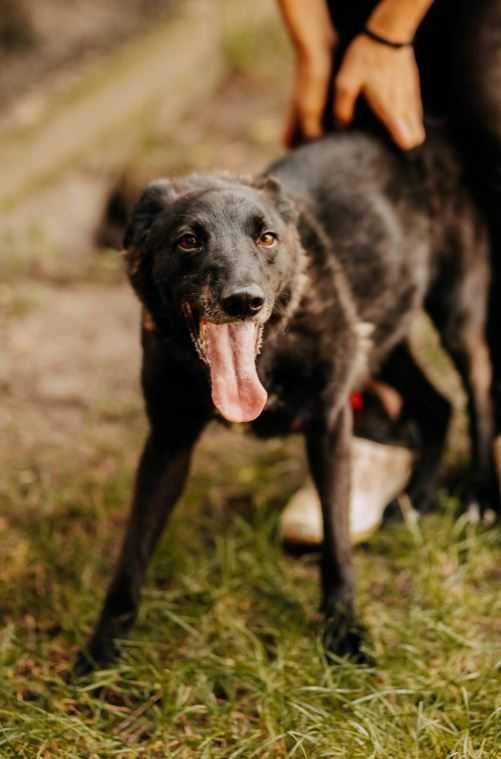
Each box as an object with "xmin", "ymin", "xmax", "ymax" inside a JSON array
[{"xmin": 123, "ymin": 174, "xmax": 304, "ymax": 423}]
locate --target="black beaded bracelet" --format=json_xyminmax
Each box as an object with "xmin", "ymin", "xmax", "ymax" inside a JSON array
[{"xmin": 362, "ymin": 26, "xmax": 414, "ymax": 49}]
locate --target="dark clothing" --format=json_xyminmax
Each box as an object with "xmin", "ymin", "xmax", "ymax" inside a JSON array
[
  {"xmin": 325, "ymin": 0, "xmax": 501, "ymax": 422},
  {"xmin": 327, "ymin": 0, "xmax": 452, "ymax": 119},
  {"xmin": 325, "ymin": 0, "xmax": 501, "ymax": 148}
]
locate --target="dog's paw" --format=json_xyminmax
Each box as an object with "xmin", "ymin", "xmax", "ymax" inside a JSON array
[
  {"xmin": 464, "ymin": 476, "xmax": 501, "ymax": 524},
  {"xmin": 406, "ymin": 483, "xmax": 435, "ymax": 515},
  {"xmin": 67, "ymin": 651, "xmax": 95, "ymax": 680},
  {"xmin": 68, "ymin": 640, "xmax": 119, "ymax": 680},
  {"xmin": 322, "ymin": 616, "xmax": 373, "ymax": 665}
]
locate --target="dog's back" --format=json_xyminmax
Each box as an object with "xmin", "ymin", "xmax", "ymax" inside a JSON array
[
  {"xmin": 253, "ymin": 133, "xmax": 495, "ymax": 522},
  {"xmin": 266, "ymin": 132, "xmax": 482, "ymax": 369}
]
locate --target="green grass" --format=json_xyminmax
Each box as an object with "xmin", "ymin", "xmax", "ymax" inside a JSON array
[{"xmin": 1, "ymin": 430, "xmax": 500, "ymax": 758}]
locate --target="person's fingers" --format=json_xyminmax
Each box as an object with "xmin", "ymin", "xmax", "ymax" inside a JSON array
[
  {"xmin": 300, "ymin": 106, "xmax": 323, "ymax": 140},
  {"xmin": 284, "ymin": 59, "xmax": 330, "ymax": 144},
  {"xmin": 283, "ymin": 106, "xmax": 300, "ymax": 148},
  {"xmin": 364, "ymin": 88, "xmax": 425, "ymax": 150},
  {"xmin": 297, "ymin": 75, "xmax": 329, "ymax": 140},
  {"xmin": 402, "ymin": 113, "xmax": 426, "ymax": 147},
  {"xmin": 386, "ymin": 115, "xmax": 425, "ymax": 150},
  {"xmin": 334, "ymin": 70, "xmax": 362, "ymax": 126},
  {"xmin": 396, "ymin": 110, "xmax": 426, "ymax": 150},
  {"xmin": 405, "ymin": 85, "xmax": 426, "ymax": 145},
  {"xmin": 283, "ymin": 96, "xmax": 324, "ymax": 147}
]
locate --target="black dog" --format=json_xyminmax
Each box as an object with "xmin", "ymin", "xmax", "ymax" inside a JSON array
[{"xmin": 74, "ymin": 131, "xmax": 499, "ymax": 672}]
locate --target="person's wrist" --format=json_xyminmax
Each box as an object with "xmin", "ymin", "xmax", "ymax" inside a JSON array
[
  {"xmin": 295, "ymin": 41, "xmax": 333, "ymax": 79},
  {"xmin": 367, "ymin": 13, "xmax": 417, "ymax": 42},
  {"xmin": 293, "ymin": 24, "xmax": 336, "ymax": 64},
  {"xmin": 367, "ymin": 0, "xmax": 431, "ymax": 40},
  {"xmin": 361, "ymin": 27, "xmax": 413, "ymax": 49}
]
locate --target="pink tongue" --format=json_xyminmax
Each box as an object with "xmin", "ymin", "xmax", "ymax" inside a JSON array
[{"xmin": 203, "ymin": 321, "xmax": 267, "ymax": 423}]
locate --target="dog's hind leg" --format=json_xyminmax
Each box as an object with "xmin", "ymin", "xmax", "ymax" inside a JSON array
[
  {"xmin": 72, "ymin": 418, "xmax": 206, "ymax": 675},
  {"xmin": 381, "ymin": 341, "xmax": 452, "ymax": 513},
  {"xmin": 306, "ymin": 405, "xmax": 369, "ymax": 661},
  {"xmin": 428, "ymin": 301, "xmax": 500, "ymax": 517}
]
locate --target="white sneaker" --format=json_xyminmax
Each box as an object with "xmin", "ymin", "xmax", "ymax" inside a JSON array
[{"xmin": 280, "ymin": 437, "xmax": 415, "ymax": 546}]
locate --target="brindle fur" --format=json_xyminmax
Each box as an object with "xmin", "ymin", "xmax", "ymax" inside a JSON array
[{"xmin": 73, "ymin": 130, "xmax": 499, "ymax": 673}]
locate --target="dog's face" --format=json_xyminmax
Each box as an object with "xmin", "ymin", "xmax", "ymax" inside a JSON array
[{"xmin": 124, "ymin": 174, "xmax": 304, "ymax": 423}]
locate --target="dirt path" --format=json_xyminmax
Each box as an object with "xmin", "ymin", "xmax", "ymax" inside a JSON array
[{"xmin": 1, "ymin": 284, "xmax": 141, "ymax": 473}]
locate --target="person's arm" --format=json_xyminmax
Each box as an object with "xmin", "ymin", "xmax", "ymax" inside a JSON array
[
  {"xmin": 334, "ymin": 0, "xmax": 434, "ymax": 149},
  {"xmin": 277, "ymin": 0, "xmax": 337, "ymax": 144},
  {"xmin": 368, "ymin": 0, "xmax": 433, "ymax": 42}
]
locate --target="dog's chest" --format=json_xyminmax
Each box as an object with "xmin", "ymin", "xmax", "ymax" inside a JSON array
[{"xmin": 251, "ymin": 330, "xmax": 327, "ymax": 436}]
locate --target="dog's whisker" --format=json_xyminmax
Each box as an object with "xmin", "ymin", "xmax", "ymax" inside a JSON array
[
  {"xmin": 182, "ymin": 302, "xmax": 209, "ymax": 365},
  {"xmin": 256, "ymin": 324, "xmax": 264, "ymax": 356}
]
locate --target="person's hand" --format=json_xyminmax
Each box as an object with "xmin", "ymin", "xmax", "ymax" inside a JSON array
[
  {"xmin": 284, "ymin": 40, "xmax": 336, "ymax": 147},
  {"xmin": 334, "ymin": 33, "xmax": 425, "ymax": 150}
]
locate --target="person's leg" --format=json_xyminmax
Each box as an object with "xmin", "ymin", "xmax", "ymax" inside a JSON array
[{"xmin": 449, "ymin": 0, "xmax": 501, "ymax": 432}]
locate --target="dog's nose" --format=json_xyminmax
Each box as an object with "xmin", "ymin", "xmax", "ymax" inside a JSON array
[{"xmin": 221, "ymin": 285, "xmax": 265, "ymax": 318}]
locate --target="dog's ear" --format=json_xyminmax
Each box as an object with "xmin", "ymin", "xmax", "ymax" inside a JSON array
[
  {"xmin": 123, "ymin": 178, "xmax": 175, "ymax": 250},
  {"xmin": 122, "ymin": 179, "xmax": 176, "ymax": 327},
  {"xmin": 253, "ymin": 175, "xmax": 298, "ymax": 224}
]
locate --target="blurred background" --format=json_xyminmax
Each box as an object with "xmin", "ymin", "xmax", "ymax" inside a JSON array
[
  {"xmin": 1, "ymin": 3, "xmax": 499, "ymax": 757},
  {"xmin": 0, "ymin": 0, "xmax": 293, "ymax": 482}
]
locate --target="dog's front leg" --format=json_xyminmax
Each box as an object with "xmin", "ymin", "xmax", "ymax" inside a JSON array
[
  {"xmin": 73, "ymin": 421, "xmax": 205, "ymax": 675},
  {"xmin": 306, "ymin": 405, "xmax": 368, "ymax": 661}
]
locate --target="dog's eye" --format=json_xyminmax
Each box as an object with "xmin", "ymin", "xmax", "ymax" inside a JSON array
[
  {"xmin": 257, "ymin": 231, "xmax": 278, "ymax": 248},
  {"xmin": 177, "ymin": 233, "xmax": 201, "ymax": 252}
]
